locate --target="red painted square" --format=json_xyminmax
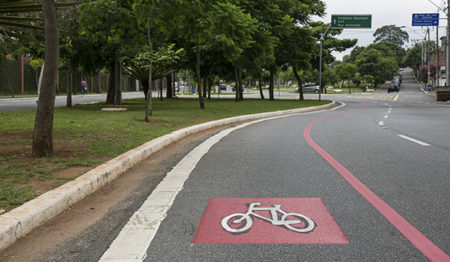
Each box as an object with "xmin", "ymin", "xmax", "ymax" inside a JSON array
[{"xmin": 192, "ymin": 198, "xmax": 348, "ymax": 244}]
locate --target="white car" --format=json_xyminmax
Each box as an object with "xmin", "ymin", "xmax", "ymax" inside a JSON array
[{"xmin": 296, "ymin": 83, "xmax": 320, "ymax": 93}]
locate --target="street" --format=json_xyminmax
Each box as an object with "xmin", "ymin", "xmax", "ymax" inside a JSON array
[{"xmin": 1, "ymin": 70, "xmax": 449, "ymax": 261}]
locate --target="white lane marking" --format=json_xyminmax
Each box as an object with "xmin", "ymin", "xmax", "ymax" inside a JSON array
[
  {"xmin": 394, "ymin": 95, "xmax": 399, "ymax": 101},
  {"xmin": 398, "ymin": 135, "xmax": 430, "ymax": 146},
  {"xmin": 379, "ymin": 121, "xmax": 384, "ymax": 126},
  {"xmin": 99, "ymin": 104, "xmax": 346, "ymax": 262},
  {"xmin": 384, "ymin": 115, "xmax": 389, "ymax": 119},
  {"xmin": 98, "ymin": 126, "xmax": 242, "ymax": 261}
]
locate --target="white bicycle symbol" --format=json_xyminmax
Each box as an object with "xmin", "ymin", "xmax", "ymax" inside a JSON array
[{"xmin": 221, "ymin": 202, "xmax": 315, "ymax": 233}]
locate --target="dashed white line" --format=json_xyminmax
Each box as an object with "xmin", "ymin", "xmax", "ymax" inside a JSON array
[
  {"xmin": 398, "ymin": 135, "xmax": 430, "ymax": 146},
  {"xmin": 384, "ymin": 115, "xmax": 389, "ymax": 119},
  {"xmin": 379, "ymin": 121, "xmax": 384, "ymax": 126}
]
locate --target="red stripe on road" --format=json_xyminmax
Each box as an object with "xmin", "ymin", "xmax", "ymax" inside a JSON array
[{"xmin": 303, "ymin": 104, "xmax": 450, "ymax": 262}]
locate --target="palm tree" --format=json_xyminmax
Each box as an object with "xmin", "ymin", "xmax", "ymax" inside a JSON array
[{"xmin": 0, "ymin": 0, "xmax": 45, "ymax": 43}]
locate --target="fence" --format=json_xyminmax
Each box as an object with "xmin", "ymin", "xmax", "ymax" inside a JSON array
[{"xmin": 0, "ymin": 59, "xmax": 139, "ymax": 97}]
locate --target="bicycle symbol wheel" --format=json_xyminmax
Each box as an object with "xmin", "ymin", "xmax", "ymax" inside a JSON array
[
  {"xmin": 282, "ymin": 213, "xmax": 315, "ymax": 233},
  {"xmin": 221, "ymin": 213, "xmax": 253, "ymax": 233}
]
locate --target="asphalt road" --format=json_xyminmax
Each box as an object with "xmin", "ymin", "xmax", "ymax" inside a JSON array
[{"xmin": 2, "ymin": 69, "xmax": 449, "ymax": 261}]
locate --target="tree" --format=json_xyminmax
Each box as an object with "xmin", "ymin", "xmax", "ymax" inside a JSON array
[
  {"xmin": 403, "ymin": 44, "xmax": 422, "ymax": 72},
  {"xmin": 78, "ymin": 0, "xmax": 140, "ymax": 105},
  {"xmin": 278, "ymin": 26, "xmax": 315, "ymax": 101},
  {"xmin": 335, "ymin": 62, "xmax": 357, "ymax": 92},
  {"xmin": 174, "ymin": 0, "xmax": 217, "ymax": 109},
  {"xmin": 208, "ymin": 2, "xmax": 257, "ymax": 102},
  {"xmin": 368, "ymin": 41, "xmax": 406, "ymax": 65},
  {"xmin": 373, "ymin": 25, "xmax": 409, "ymax": 46},
  {"xmin": 239, "ymin": 0, "xmax": 325, "ymax": 100},
  {"xmin": 32, "ymin": 0, "xmax": 59, "ymax": 156},
  {"xmin": 356, "ymin": 49, "xmax": 397, "ymax": 87},
  {"xmin": 309, "ymin": 21, "xmax": 357, "ymax": 93}
]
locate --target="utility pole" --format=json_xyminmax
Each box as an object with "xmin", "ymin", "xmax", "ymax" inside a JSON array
[
  {"xmin": 446, "ymin": 0, "xmax": 450, "ymax": 86},
  {"xmin": 427, "ymin": 27, "xmax": 431, "ymax": 88},
  {"xmin": 319, "ymin": 25, "xmax": 331, "ymax": 102},
  {"xmin": 436, "ymin": 25, "xmax": 440, "ymax": 88}
]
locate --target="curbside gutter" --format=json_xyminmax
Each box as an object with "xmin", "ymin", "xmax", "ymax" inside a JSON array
[{"xmin": 0, "ymin": 101, "xmax": 337, "ymax": 251}]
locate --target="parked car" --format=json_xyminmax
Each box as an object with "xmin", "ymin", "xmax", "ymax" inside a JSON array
[
  {"xmin": 388, "ymin": 82, "xmax": 399, "ymax": 93},
  {"xmin": 295, "ymin": 83, "xmax": 320, "ymax": 93}
]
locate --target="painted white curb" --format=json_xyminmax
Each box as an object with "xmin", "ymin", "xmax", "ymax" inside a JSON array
[{"xmin": 0, "ymin": 101, "xmax": 336, "ymax": 251}]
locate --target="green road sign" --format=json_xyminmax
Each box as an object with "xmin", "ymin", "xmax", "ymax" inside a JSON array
[{"xmin": 331, "ymin": 15, "xmax": 372, "ymax": 29}]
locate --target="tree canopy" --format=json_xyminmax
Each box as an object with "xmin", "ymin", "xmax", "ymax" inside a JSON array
[{"xmin": 373, "ymin": 25, "xmax": 409, "ymax": 46}]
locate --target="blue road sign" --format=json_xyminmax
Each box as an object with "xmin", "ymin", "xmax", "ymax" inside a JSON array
[{"xmin": 412, "ymin": 13, "xmax": 439, "ymax": 26}]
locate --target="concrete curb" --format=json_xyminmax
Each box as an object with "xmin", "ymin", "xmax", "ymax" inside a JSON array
[{"xmin": 0, "ymin": 101, "xmax": 336, "ymax": 251}]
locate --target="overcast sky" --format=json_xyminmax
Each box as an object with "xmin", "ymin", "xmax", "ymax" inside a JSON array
[{"xmin": 314, "ymin": 0, "xmax": 448, "ymax": 60}]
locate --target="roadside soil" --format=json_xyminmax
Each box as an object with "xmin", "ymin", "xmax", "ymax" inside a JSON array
[{"xmin": 0, "ymin": 125, "xmax": 229, "ymax": 262}]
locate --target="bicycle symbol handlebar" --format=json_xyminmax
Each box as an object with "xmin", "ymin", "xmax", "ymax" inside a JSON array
[{"xmin": 221, "ymin": 202, "xmax": 315, "ymax": 233}]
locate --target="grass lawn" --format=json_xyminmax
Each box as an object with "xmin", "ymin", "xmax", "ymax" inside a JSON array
[{"xmin": 0, "ymin": 97, "xmax": 330, "ymax": 211}]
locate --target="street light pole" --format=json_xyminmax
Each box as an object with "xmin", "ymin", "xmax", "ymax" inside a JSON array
[
  {"xmin": 446, "ymin": 0, "xmax": 450, "ymax": 85},
  {"xmin": 319, "ymin": 36, "xmax": 323, "ymax": 102},
  {"xmin": 427, "ymin": 27, "xmax": 431, "ymax": 88},
  {"xmin": 319, "ymin": 25, "xmax": 331, "ymax": 102}
]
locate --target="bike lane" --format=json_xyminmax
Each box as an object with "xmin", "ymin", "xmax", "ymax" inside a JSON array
[{"xmin": 102, "ymin": 100, "xmax": 448, "ymax": 261}]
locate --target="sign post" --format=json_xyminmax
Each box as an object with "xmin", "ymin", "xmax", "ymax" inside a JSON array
[
  {"xmin": 317, "ymin": 15, "xmax": 371, "ymax": 101},
  {"xmin": 412, "ymin": 13, "xmax": 439, "ymax": 26},
  {"xmin": 331, "ymin": 15, "xmax": 372, "ymax": 29},
  {"xmin": 412, "ymin": 13, "xmax": 439, "ymax": 88}
]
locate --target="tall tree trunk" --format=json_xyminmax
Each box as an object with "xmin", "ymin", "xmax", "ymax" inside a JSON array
[
  {"xmin": 207, "ymin": 76, "xmax": 212, "ymax": 100},
  {"xmin": 258, "ymin": 73, "xmax": 265, "ymax": 99},
  {"xmin": 166, "ymin": 75, "xmax": 173, "ymax": 98},
  {"xmin": 203, "ymin": 77, "xmax": 207, "ymax": 98},
  {"xmin": 19, "ymin": 54, "xmax": 24, "ymax": 94},
  {"xmin": 292, "ymin": 66, "xmax": 304, "ymax": 101},
  {"xmin": 234, "ymin": 65, "xmax": 239, "ymax": 102},
  {"xmin": 97, "ymin": 70, "xmax": 102, "ymax": 93},
  {"xmin": 32, "ymin": 0, "xmax": 59, "ymax": 157},
  {"xmin": 159, "ymin": 79, "xmax": 163, "ymax": 101},
  {"xmin": 66, "ymin": 57, "xmax": 72, "ymax": 107},
  {"xmin": 145, "ymin": 23, "xmax": 154, "ymax": 122},
  {"xmin": 90, "ymin": 72, "xmax": 94, "ymax": 93},
  {"xmin": 114, "ymin": 50, "xmax": 121, "ymax": 106},
  {"xmin": 106, "ymin": 66, "xmax": 115, "ymax": 104},
  {"xmin": 196, "ymin": 44, "xmax": 205, "ymax": 109},
  {"xmin": 269, "ymin": 66, "xmax": 275, "ymax": 101},
  {"xmin": 238, "ymin": 67, "xmax": 244, "ymax": 101}
]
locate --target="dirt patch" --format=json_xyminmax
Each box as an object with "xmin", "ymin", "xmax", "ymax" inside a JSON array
[
  {"xmin": 135, "ymin": 118, "xmax": 171, "ymax": 124},
  {"xmin": 53, "ymin": 166, "xmax": 91, "ymax": 179},
  {"xmin": 0, "ymin": 125, "xmax": 228, "ymax": 262}
]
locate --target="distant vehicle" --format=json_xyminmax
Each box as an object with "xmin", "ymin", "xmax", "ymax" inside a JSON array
[
  {"xmin": 219, "ymin": 84, "xmax": 227, "ymax": 91},
  {"xmin": 392, "ymin": 76, "xmax": 402, "ymax": 88},
  {"xmin": 398, "ymin": 68, "xmax": 403, "ymax": 71},
  {"xmin": 388, "ymin": 82, "xmax": 399, "ymax": 93},
  {"xmin": 296, "ymin": 83, "xmax": 320, "ymax": 93}
]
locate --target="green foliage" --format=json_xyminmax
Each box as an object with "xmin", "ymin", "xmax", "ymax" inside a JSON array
[
  {"xmin": 334, "ymin": 62, "xmax": 358, "ymax": 85},
  {"xmin": 78, "ymin": 0, "xmax": 140, "ymax": 70},
  {"xmin": 373, "ymin": 25, "xmax": 409, "ymax": 46},
  {"xmin": 353, "ymin": 72, "xmax": 361, "ymax": 87},
  {"xmin": 362, "ymin": 75, "xmax": 374, "ymax": 87},
  {"xmin": 403, "ymin": 44, "xmax": 422, "ymax": 71},
  {"xmin": 209, "ymin": 1, "xmax": 257, "ymax": 63},
  {"xmin": 356, "ymin": 49, "xmax": 398, "ymax": 87},
  {"xmin": 123, "ymin": 44, "xmax": 184, "ymax": 81}
]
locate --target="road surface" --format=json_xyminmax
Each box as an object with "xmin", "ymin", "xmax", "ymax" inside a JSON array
[{"xmin": 1, "ymin": 69, "xmax": 449, "ymax": 261}]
